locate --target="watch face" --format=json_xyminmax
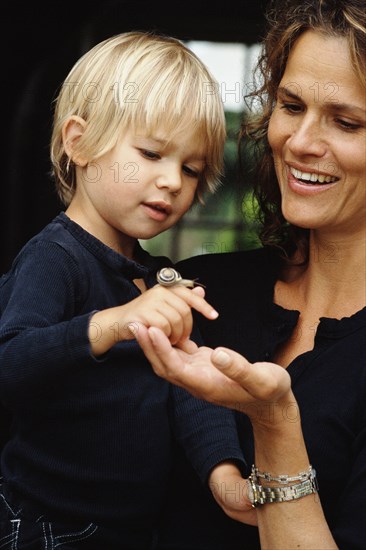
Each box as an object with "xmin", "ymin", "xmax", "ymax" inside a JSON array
[{"xmin": 246, "ymin": 478, "xmax": 255, "ymax": 506}]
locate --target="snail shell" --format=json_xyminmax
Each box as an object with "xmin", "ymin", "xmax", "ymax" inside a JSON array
[{"xmin": 156, "ymin": 267, "xmax": 183, "ymax": 286}]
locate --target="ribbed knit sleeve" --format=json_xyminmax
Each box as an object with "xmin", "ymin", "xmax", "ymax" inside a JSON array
[
  {"xmin": 0, "ymin": 240, "xmax": 96, "ymax": 407},
  {"xmin": 168, "ymin": 322, "xmax": 247, "ymax": 483},
  {"xmin": 170, "ymin": 384, "xmax": 246, "ymax": 484}
]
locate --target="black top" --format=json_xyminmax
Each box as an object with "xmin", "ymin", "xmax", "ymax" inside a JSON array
[
  {"xmin": 157, "ymin": 247, "xmax": 366, "ymax": 550},
  {"xmin": 0, "ymin": 213, "xmax": 245, "ymax": 535}
]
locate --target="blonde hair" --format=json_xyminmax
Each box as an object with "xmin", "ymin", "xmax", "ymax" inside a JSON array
[{"xmin": 50, "ymin": 31, "xmax": 226, "ymax": 205}]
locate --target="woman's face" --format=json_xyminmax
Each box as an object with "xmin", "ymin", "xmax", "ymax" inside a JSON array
[{"xmin": 268, "ymin": 30, "xmax": 366, "ymax": 238}]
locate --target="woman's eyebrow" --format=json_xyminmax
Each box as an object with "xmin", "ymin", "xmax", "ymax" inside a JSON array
[
  {"xmin": 329, "ymin": 102, "xmax": 366, "ymax": 117},
  {"xmin": 277, "ymin": 86, "xmax": 365, "ymax": 116},
  {"xmin": 277, "ymin": 86, "xmax": 366, "ymax": 116},
  {"xmin": 277, "ymin": 86, "xmax": 301, "ymax": 100}
]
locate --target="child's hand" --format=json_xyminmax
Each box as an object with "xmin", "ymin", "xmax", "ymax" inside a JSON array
[
  {"xmin": 208, "ymin": 462, "xmax": 257, "ymax": 525},
  {"xmin": 88, "ymin": 285, "xmax": 218, "ymax": 356},
  {"xmin": 117, "ymin": 284, "xmax": 218, "ymax": 344}
]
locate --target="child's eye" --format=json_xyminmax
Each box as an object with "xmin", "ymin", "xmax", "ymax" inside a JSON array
[
  {"xmin": 335, "ymin": 118, "xmax": 362, "ymax": 131},
  {"xmin": 183, "ymin": 165, "xmax": 199, "ymax": 178},
  {"xmin": 140, "ymin": 149, "xmax": 160, "ymax": 160}
]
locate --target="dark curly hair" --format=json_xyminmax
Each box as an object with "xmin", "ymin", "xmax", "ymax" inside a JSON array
[{"xmin": 241, "ymin": 0, "xmax": 366, "ymax": 263}]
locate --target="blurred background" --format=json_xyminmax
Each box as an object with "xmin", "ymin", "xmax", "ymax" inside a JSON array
[{"xmin": 1, "ymin": 0, "xmax": 269, "ymax": 273}]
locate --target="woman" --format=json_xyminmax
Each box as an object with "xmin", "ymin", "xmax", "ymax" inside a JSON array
[{"xmin": 136, "ymin": 0, "xmax": 366, "ymax": 548}]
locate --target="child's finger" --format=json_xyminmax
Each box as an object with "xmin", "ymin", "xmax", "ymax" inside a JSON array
[
  {"xmin": 170, "ymin": 287, "xmax": 218, "ymax": 320},
  {"xmin": 157, "ymin": 302, "xmax": 188, "ymax": 344},
  {"xmin": 191, "ymin": 286, "xmax": 205, "ymax": 298},
  {"xmin": 176, "ymin": 338, "xmax": 199, "ymax": 353}
]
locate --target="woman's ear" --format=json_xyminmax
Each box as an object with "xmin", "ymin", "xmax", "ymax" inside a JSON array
[{"xmin": 62, "ymin": 115, "xmax": 88, "ymax": 166}]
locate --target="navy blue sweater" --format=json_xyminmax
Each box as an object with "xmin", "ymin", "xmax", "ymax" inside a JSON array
[{"xmin": 0, "ymin": 213, "xmax": 245, "ymax": 532}]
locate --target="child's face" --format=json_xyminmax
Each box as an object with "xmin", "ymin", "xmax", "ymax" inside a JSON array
[{"xmin": 68, "ymin": 127, "xmax": 205, "ymax": 256}]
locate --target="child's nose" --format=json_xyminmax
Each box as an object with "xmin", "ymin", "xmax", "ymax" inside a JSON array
[{"xmin": 155, "ymin": 164, "xmax": 182, "ymax": 194}]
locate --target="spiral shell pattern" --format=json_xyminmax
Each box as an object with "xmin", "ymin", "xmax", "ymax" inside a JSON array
[{"xmin": 156, "ymin": 268, "xmax": 183, "ymax": 287}]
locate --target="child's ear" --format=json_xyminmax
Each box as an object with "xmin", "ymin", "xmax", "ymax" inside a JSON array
[{"xmin": 62, "ymin": 115, "xmax": 88, "ymax": 167}]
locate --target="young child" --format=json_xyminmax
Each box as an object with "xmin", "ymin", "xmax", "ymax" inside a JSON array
[{"xmin": 0, "ymin": 32, "xmax": 246, "ymax": 549}]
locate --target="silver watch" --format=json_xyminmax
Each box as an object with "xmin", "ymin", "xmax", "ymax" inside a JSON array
[{"xmin": 247, "ymin": 471, "xmax": 318, "ymax": 507}]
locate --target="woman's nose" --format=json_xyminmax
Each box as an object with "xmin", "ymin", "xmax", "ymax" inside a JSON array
[{"xmin": 288, "ymin": 115, "xmax": 327, "ymax": 158}]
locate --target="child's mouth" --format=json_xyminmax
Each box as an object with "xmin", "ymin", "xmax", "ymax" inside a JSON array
[{"xmin": 142, "ymin": 201, "xmax": 172, "ymax": 221}]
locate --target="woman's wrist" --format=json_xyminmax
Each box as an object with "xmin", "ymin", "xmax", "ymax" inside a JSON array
[
  {"xmin": 249, "ymin": 391, "xmax": 300, "ymax": 435},
  {"xmin": 250, "ymin": 392, "xmax": 311, "ymax": 482}
]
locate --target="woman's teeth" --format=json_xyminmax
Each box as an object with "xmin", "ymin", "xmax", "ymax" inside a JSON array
[{"xmin": 291, "ymin": 167, "xmax": 338, "ymax": 184}]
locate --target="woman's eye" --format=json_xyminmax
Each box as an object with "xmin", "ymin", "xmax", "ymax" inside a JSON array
[
  {"xmin": 280, "ymin": 102, "xmax": 303, "ymax": 114},
  {"xmin": 336, "ymin": 118, "xmax": 362, "ymax": 131},
  {"xmin": 141, "ymin": 149, "xmax": 160, "ymax": 160}
]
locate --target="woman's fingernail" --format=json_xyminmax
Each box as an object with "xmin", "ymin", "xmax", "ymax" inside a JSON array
[{"xmin": 210, "ymin": 309, "xmax": 219, "ymax": 319}]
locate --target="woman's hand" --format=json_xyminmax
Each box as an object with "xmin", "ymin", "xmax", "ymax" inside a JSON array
[{"xmin": 134, "ymin": 324, "xmax": 293, "ymax": 430}]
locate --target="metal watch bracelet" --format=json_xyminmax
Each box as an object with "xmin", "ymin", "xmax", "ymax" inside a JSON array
[{"xmin": 247, "ymin": 472, "xmax": 318, "ymax": 507}]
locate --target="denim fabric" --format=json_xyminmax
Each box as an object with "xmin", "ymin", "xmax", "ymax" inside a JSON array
[
  {"xmin": 0, "ymin": 489, "xmax": 97, "ymax": 549},
  {"xmin": 0, "ymin": 486, "xmax": 156, "ymax": 550}
]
